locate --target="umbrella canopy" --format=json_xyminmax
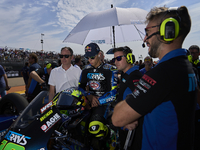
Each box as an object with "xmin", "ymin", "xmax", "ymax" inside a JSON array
[{"xmin": 63, "ymin": 7, "xmax": 148, "ymax": 47}]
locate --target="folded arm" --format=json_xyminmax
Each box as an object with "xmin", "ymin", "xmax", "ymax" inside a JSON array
[{"xmin": 112, "ymin": 100, "xmax": 141, "ymax": 127}]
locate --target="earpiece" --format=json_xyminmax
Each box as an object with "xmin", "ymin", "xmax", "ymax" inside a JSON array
[
  {"xmin": 160, "ymin": 17, "xmax": 179, "ymax": 42},
  {"xmin": 123, "ymin": 47, "xmax": 135, "ymax": 64},
  {"xmin": 126, "ymin": 53, "xmax": 135, "ymax": 64},
  {"xmin": 159, "ymin": 7, "xmax": 180, "ymax": 42}
]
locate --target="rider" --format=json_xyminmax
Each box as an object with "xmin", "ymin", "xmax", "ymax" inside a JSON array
[{"xmin": 78, "ymin": 43, "xmax": 118, "ymax": 147}]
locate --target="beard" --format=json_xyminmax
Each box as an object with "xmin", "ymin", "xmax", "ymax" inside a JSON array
[{"xmin": 148, "ymin": 38, "xmax": 161, "ymax": 58}]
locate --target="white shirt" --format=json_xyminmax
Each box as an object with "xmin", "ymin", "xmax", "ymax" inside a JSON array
[{"xmin": 48, "ymin": 64, "xmax": 82, "ymax": 93}]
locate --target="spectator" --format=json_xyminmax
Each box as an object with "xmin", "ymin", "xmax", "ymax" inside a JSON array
[
  {"xmin": 112, "ymin": 6, "xmax": 196, "ymax": 149},
  {"xmin": 188, "ymin": 45, "xmax": 200, "ymax": 80},
  {"xmin": 58, "ymin": 59, "xmax": 61, "ymax": 66},
  {"xmin": 139, "ymin": 56, "xmax": 154, "ymax": 75},
  {"xmin": 74, "ymin": 57, "xmax": 83, "ymax": 69},
  {"xmin": 0, "ymin": 65, "xmax": 10, "ymax": 97},
  {"xmin": 138, "ymin": 60, "xmax": 144, "ymax": 70},
  {"xmin": 21, "ymin": 62, "xmax": 29, "ymax": 95},
  {"xmin": 99, "ymin": 50, "xmax": 105, "ymax": 63},
  {"xmin": 188, "ymin": 45, "xmax": 200, "ymax": 150},
  {"xmin": 48, "ymin": 47, "xmax": 82, "ymax": 101},
  {"xmin": 112, "ymin": 46, "xmax": 142, "ymax": 149}
]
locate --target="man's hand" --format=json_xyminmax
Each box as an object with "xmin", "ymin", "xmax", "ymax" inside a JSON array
[
  {"xmin": 87, "ymin": 95, "xmax": 100, "ymax": 107},
  {"xmin": 123, "ymin": 120, "xmax": 138, "ymax": 130}
]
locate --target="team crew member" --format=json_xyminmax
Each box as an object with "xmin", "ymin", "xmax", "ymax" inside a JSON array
[
  {"xmin": 112, "ymin": 46, "xmax": 142, "ymax": 149},
  {"xmin": 112, "ymin": 6, "xmax": 196, "ymax": 150},
  {"xmin": 139, "ymin": 56, "xmax": 154, "ymax": 75},
  {"xmin": 27, "ymin": 62, "xmax": 58, "ymax": 102},
  {"xmin": 78, "ymin": 43, "xmax": 118, "ymax": 149}
]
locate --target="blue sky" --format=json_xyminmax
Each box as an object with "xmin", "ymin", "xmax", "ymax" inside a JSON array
[{"xmin": 0, "ymin": 0, "xmax": 199, "ymax": 60}]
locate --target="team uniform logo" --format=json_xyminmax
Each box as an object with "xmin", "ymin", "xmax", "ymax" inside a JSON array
[{"xmin": 5, "ymin": 131, "xmax": 31, "ymax": 146}]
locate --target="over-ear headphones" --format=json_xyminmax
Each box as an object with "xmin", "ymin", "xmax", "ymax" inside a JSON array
[
  {"xmin": 123, "ymin": 47, "xmax": 135, "ymax": 64},
  {"xmin": 142, "ymin": 7, "xmax": 181, "ymax": 48},
  {"xmin": 160, "ymin": 17, "xmax": 179, "ymax": 41},
  {"xmin": 126, "ymin": 53, "xmax": 135, "ymax": 64},
  {"xmin": 159, "ymin": 7, "xmax": 180, "ymax": 42}
]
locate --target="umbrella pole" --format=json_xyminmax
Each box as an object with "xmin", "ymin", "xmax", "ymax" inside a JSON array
[
  {"xmin": 111, "ymin": 4, "xmax": 116, "ymax": 48},
  {"xmin": 112, "ymin": 26, "xmax": 115, "ymax": 48}
]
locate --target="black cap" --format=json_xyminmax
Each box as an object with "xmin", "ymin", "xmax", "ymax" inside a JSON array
[{"xmin": 84, "ymin": 43, "xmax": 100, "ymax": 57}]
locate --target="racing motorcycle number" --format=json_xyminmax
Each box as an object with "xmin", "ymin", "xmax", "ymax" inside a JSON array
[{"xmin": 0, "ymin": 140, "xmax": 25, "ymax": 150}]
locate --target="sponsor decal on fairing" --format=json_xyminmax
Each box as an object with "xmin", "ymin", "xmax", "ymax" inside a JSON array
[
  {"xmin": 40, "ymin": 101, "xmax": 53, "ymax": 114},
  {"xmin": 41, "ymin": 113, "xmax": 61, "ymax": 132},
  {"xmin": 5, "ymin": 131, "xmax": 31, "ymax": 146}
]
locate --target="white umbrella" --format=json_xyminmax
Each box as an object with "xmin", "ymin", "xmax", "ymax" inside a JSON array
[{"xmin": 63, "ymin": 7, "xmax": 148, "ymax": 48}]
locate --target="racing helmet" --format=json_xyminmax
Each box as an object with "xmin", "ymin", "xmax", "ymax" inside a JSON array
[{"xmin": 56, "ymin": 87, "xmax": 86, "ymax": 111}]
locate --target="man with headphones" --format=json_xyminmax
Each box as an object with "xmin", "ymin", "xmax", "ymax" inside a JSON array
[
  {"xmin": 78, "ymin": 43, "xmax": 118, "ymax": 149},
  {"xmin": 112, "ymin": 46, "xmax": 142, "ymax": 149},
  {"xmin": 112, "ymin": 6, "xmax": 196, "ymax": 150}
]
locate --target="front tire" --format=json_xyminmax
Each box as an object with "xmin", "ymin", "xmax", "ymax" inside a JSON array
[{"xmin": 0, "ymin": 93, "xmax": 28, "ymax": 115}]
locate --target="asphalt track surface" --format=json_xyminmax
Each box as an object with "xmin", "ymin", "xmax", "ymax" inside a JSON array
[{"xmin": 1, "ymin": 77, "xmax": 25, "ymax": 97}]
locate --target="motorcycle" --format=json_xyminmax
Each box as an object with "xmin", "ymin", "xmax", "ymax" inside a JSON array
[{"xmin": 0, "ymin": 87, "xmax": 118, "ymax": 150}]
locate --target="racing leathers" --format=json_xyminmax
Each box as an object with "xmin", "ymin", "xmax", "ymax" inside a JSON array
[{"xmin": 78, "ymin": 63, "xmax": 118, "ymax": 139}]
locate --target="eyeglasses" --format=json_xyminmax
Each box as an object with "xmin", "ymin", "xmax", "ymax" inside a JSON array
[
  {"xmin": 145, "ymin": 25, "xmax": 159, "ymax": 36},
  {"xmin": 85, "ymin": 55, "xmax": 96, "ymax": 60},
  {"xmin": 112, "ymin": 55, "xmax": 126, "ymax": 63},
  {"xmin": 59, "ymin": 54, "xmax": 72, "ymax": 58}
]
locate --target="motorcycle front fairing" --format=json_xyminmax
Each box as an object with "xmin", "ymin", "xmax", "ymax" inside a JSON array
[{"xmin": 0, "ymin": 91, "xmax": 62, "ymax": 150}]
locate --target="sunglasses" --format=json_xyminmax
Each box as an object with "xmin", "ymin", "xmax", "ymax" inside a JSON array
[
  {"xmin": 145, "ymin": 25, "xmax": 159, "ymax": 36},
  {"xmin": 85, "ymin": 55, "xmax": 96, "ymax": 60},
  {"xmin": 59, "ymin": 54, "xmax": 72, "ymax": 58},
  {"xmin": 112, "ymin": 55, "xmax": 126, "ymax": 63},
  {"xmin": 144, "ymin": 59, "xmax": 151, "ymax": 62}
]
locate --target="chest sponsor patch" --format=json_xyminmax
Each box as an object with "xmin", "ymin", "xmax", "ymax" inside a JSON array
[
  {"xmin": 87, "ymin": 73, "xmax": 105, "ymax": 80},
  {"xmin": 142, "ymin": 74, "xmax": 156, "ymax": 85},
  {"xmin": 89, "ymin": 81, "xmax": 101, "ymax": 90}
]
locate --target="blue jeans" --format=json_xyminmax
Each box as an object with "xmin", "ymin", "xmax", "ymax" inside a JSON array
[{"xmin": 0, "ymin": 87, "xmax": 6, "ymax": 97}]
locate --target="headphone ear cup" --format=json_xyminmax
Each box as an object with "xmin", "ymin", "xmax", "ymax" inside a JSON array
[
  {"xmin": 160, "ymin": 18, "xmax": 179, "ymax": 42},
  {"xmin": 126, "ymin": 53, "xmax": 134, "ymax": 64}
]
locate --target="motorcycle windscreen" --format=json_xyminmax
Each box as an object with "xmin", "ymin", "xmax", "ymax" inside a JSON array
[
  {"xmin": 0, "ymin": 91, "xmax": 62, "ymax": 150},
  {"xmin": 56, "ymin": 91, "xmax": 79, "ymax": 109}
]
